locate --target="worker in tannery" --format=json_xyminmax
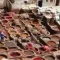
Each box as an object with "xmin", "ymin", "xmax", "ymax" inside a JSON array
[{"xmin": 0, "ymin": 30, "xmax": 5, "ymax": 42}]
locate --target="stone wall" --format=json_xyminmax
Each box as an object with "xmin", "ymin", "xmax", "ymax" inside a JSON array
[
  {"xmin": 6, "ymin": 0, "xmax": 60, "ymax": 10},
  {"xmin": 42, "ymin": 0, "xmax": 56, "ymax": 7},
  {"xmin": 31, "ymin": 0, "xmax": 60, "ymax": 7}
]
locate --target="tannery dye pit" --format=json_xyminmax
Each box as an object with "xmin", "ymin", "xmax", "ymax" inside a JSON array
[{"xmin": 0, "ymin": 1, "xmax": 60, "ymax": 60}]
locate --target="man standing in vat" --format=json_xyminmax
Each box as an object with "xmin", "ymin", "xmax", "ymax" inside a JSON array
[{"xmin": 0, "ymin": 30, "xmax": 5, "ymax": 43}]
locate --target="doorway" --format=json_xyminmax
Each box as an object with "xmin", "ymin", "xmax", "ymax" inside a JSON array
[
  {"xmin": 56, "ymin": 0, "xmax": 59, "ymax": 6},
  {"xmin": 38, "ymin": 0, "xmax": 43, "ymax": 7}
]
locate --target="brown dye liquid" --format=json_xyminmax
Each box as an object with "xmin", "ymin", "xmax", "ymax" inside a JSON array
[
  {"xmin": 47, "ymin": 41, "xmax": 56, "ymax": 47},
  {"xmin": 32, "ymin": 20, "xmax": 39, "ymax": 24},
  {"xmin": 33, "ymin": 22, "xmax": 39, "ymax": 24},
  {"xmin": 51, "ymin": 35, "xmax": 59, "ymax": 42}
]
